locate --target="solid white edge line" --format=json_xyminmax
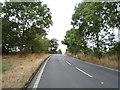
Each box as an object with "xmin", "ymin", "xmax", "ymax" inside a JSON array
[
  {"xmin": 66, "ymin": 61, "xmax": 71, "ymax": 65},
  {"xmin": 33, "ymin": 56, "xmax": 51, "ymax": 89},
  {"xmin": 75, "ymin": 67, "xmax": 93, "ymax": 78}
]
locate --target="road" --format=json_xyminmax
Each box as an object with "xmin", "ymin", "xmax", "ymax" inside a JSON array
[{"xmin": 28, "ymin": 54, "xmax": 119, "ymax": 88}]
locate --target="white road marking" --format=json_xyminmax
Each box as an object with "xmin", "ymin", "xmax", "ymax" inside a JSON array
[
  {"xmin": 66, "ymin": 61, "xmax": 71, "ymax": 65},
  {"xmin": 33, "ymin": 56, "xmax": 51, "ymax": 89},
  {"xmin": 101, "ymin": 82, "xmax": 104, "ymax": 84},
  {"xmin": 75, "ymin": 67, "xmax": 93, "ymax": 78}
]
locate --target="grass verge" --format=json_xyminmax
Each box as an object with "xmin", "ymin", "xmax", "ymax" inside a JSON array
[
  {"xmin": 69, "ymin": 53, "xmax": 119, "ymax": 70},
  {"xmin": 2, "ymin": 53, "xmax": 51, "ymax": 88},
  {"xmin": 2, "ymin": 62, "xmax": 11, "ymax": 72}
]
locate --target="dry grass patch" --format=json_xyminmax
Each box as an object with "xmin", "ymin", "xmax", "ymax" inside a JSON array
[
  {"xmin": 69, "ymin": 53, "xmax": 119, "ymax": 70},
  {"xmin": 2, "ymin": 53, "xmax": 51, "ymax": 88}
]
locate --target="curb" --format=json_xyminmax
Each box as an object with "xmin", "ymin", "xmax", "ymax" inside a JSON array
[{"xmin": 22, "ymin": 55, "xmax": 51, "ymax": 90}]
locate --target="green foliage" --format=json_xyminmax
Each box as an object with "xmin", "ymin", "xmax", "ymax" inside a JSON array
[
  {"xmin": 31, "ymin": 37, "xmax": 50, "ymax": 53},
  {"xmin": 62, "ymin": 28, "xmax": 85, "ymax": 54},
  {"xmin": 108, "ymin": 42, "xmax": 120, "ymax": 60},
  {"xmin": 2, "ymin": 19, "xmax": 19, "ymax": 54},
  {"xmin": 2, "ymin": 62, "xmax": 11, "ymax": 72},
  {"xmin": 49, "ymin": 38, "xmax": 59, "ymax": 54},
  {"xmin": 63, "ymin": 2, "xmax": 119, "ymax": 58},
  {"xmin": 2, "ymin": 2, "xmax": 52, "ymax": 54},
  {"xmin": 57, "ymin": 49, "xmax": 62, "ymax": 54}
]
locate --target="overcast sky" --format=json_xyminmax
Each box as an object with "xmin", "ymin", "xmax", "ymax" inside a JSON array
[{"xmin": 42, "ymin": 0, "xmax": 82, "ymax": 54}]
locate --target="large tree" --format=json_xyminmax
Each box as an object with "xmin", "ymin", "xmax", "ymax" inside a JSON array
[
  {"xmin": 2, "ymin": 2, "xmax": 52, "ymax": 54},
  {"xmin": 62, "ymin": 28, "xmax": 86, "ymax": 54},
  {"xmin": 63, "ymin": 2, "xmax": 119, "ymax": 58}
]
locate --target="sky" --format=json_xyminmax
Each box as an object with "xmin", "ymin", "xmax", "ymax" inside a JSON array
[{"xmin": 42, "ymin": 0, "xmax": 82, "ymax": 54}]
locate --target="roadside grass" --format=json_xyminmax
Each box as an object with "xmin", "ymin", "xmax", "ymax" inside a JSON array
[
  {"xmin": 2, "ymin": 62, "xmax": 11, "ymax": 72},
  {"xmin": 2, "ymin": 53, "xmax": 51, "ymax": 88},
  {"xmin": 69, "ymin": 54, "xmax": 119, "ymax": 70}
]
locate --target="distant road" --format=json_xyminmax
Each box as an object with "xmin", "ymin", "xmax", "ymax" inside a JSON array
[{"xmin": 28, "ymin": 55, "xmax": 119, "ymax": 88}]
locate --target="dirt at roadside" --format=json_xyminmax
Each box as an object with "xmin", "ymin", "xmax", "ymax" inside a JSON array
[{"xmin": 2, "ymin": 53, "xmax": 51, "ymax": 88}]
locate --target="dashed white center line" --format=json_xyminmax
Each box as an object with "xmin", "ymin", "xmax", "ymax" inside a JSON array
[
  {"xmin": 101, "ymin": 82, "xmax": 104, "ymax": 84},
  {"xmin": 66, "ymin": 61, "xmax": 71, "ymax": 65},
  {"xmin": 75, "ymin": 67, "xmax": 93, "ymax": 78}
]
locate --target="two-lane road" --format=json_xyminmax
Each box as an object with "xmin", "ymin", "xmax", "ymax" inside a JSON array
[{"xmin": 28, "ymin": 55, "xmax": 119, "ymax": 88}]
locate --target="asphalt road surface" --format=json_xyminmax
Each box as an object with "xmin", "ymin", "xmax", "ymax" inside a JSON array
[{"xmin": 28, "ymin": 54, "xmax": 119, "ymax": 88}]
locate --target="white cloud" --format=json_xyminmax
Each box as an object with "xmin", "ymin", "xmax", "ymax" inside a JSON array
[{"xmin": 0, "ymin": 0, "xmax": 5, "ymax": 3}]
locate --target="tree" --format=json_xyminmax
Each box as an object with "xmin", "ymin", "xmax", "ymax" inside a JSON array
[
  {"xmin": 63, "ymin": 2, "xmax": 119, "ymax": 58},
  {"xmin": 57, "ymin": 49, "xmax": 62, "ymax": 54},
  {"xmin": 2, "ymin": 19, "xmax": 19, "ymax": 54},
  {"xmin": 2, "ymin": 2, "xmax": 52, "ymax": 54},
  {"xmin": 62, "ymin": 28, "xmax": 86, "ymax": 54},
  {"xmin": 49, "ymin": 38, "xmax": 59, "ymax": 53}
]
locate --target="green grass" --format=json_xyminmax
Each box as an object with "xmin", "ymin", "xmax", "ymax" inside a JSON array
[{"xmin": 2, "ymin": 62, "xmax": 11, "ymax": 72}]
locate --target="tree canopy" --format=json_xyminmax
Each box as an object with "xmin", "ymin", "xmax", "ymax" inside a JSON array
[
  {"xmin": 2, "ymin": 2, "xmax": 53, "ymax": 54},
  {"xmin": 49, "ymin": 38, "xmax": 59, "ymax": 54},
  {"xmin": 63, "ymin": 2, "xmax": 119, "ymax": 58},
  {"xmin": 57, "ymin": 49, "xmax": 62, "ymax": 54}
]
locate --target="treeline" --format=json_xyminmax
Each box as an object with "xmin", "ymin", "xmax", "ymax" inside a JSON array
[
  {"xmin": 62, "ymin": 2, "xmax": 120, "ymax": 59},
  {"xmin": 2, "ymin": 2, "xmax": 62, "ymax": 54}
]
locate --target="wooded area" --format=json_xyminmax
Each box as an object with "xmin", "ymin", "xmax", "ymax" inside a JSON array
[
  {"xmin": 1, "ymin": 2, "xmax": 120, "ymax": 58},
  {"xmin": 62, "ymin": 2, "xmax": 120, "ymax": 59},
  {"xmin": 2, "ymin": 2, "xmax": 62, "ymax": 54}
]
